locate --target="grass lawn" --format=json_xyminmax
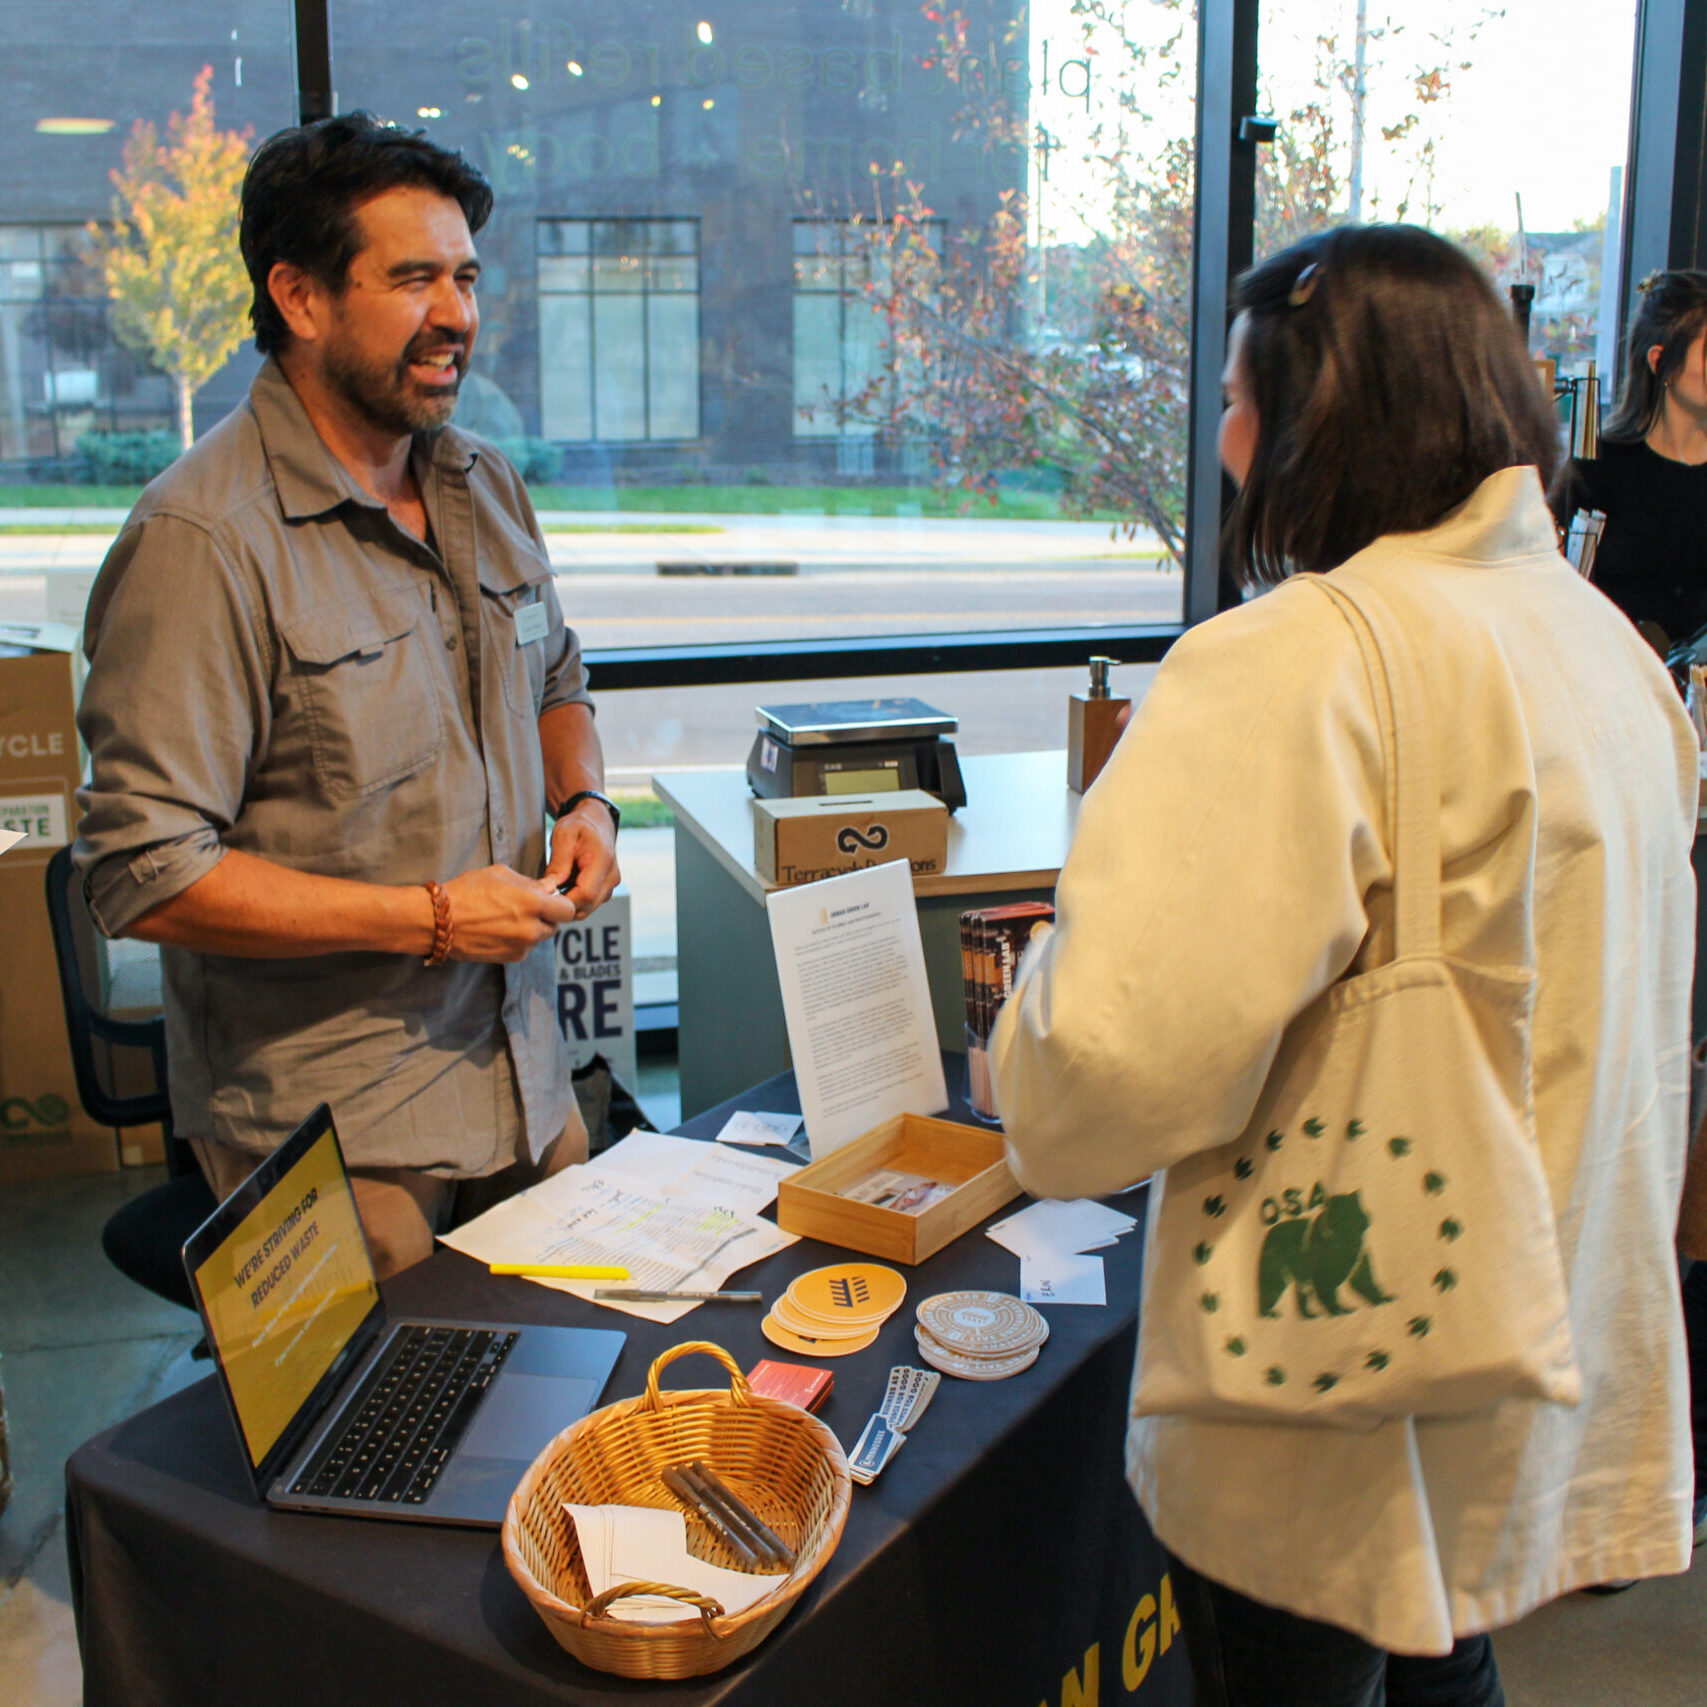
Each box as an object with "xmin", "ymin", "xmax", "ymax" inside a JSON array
[
  {"xmin": 0, "ymin": 482, "xmax": 1125, "ymax": 524},
  {"xmin": 602, "ymin": 788, "xmax": 674, "ymax": 831}
]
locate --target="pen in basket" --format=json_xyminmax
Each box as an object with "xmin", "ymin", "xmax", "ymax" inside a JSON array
[
  {"xmin": 689, "ymin": 1461, "xmax": 796, "ymax": 1568},
  {"xmin": 660, "ymin": 1465, "xmax": 765, "ymax": 1570}
]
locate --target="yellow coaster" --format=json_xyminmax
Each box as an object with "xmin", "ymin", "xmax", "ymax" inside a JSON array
[
  {"xmin": 762, "ymin": 1312, "xmax": 879, "ymax": 1358},
  {"xmin": 769, "ymin": 1290, "xmax": 880, "ymax": 1342},
  {"xmin": 786, "ymin": 1262, "xmax": 907, "ymax": 1328}
]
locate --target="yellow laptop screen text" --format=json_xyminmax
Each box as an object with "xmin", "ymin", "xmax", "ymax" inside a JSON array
[{"xmin": 198, "ymin": 1126, "xmax": 378, "ymax": 1467}]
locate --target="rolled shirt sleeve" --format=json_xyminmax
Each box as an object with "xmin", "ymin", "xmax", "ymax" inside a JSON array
[
  {"xmin": 989, "ymin": 578, "xmax": 1389, "ymax": 1200},
  {"xmin": 75, "ymin": 513, "xmax": 270, "ymax": 936}
]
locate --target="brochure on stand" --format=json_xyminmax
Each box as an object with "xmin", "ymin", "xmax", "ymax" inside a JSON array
[{"xmin": 765, "ymin": 859, "xmax": 947, "ymax": 1158}]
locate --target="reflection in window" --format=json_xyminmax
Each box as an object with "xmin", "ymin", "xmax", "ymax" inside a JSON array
[
  {"xmin": 538, "ymin": 218, "xmax": 701, "ymax": 443},
  {"xmin": 791, "ymin": 217, "xmax": 943, "ymax": 472},
  {"xmin": 0, "ymin": 224, "xmax": 171, "ymax": 466}
]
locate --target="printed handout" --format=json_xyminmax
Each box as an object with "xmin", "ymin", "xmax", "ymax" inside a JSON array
[
  {"xmin": 765, "ymin": 860, "xmax": 947, "ymax": 1158},
  {"xmin": 440, "ymin": 1131, "xmax": 800, "ymax": 1322}
]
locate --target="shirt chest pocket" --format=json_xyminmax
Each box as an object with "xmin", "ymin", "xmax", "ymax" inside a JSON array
[
  {"xmin": 278, "ymin": 592, "xmax": 446, "ymax": 796},
  {"xmin": 480, "ymin": 566, "xmax": 554, "ymax": 721}
]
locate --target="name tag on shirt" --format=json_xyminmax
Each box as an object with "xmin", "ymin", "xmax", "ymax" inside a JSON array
[{"xmin": 514, "ymin": 600, "xmax": 550, "ymax": 646}]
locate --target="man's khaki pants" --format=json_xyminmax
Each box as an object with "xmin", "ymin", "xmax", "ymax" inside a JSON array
[{"xmin": 191, "ymin": 1101, "xmax": 590, "ymax": 1280}]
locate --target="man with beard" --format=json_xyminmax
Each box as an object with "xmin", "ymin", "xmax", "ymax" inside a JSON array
[{"xmin": 73, "ymin": 114, "xmax": 619, "ymax": 1275}]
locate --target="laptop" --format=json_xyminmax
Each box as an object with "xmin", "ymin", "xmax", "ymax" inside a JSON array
[{"xmin": 182, "ymin": 1102, "xmax": 625, "ymax": 1526}]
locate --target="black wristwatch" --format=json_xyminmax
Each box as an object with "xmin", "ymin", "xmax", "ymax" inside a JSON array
[{"xmin": 552, "ymin": 788, "xmax": 620, "ymax": 837}]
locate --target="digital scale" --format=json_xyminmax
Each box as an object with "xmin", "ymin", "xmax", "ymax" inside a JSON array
[{"xmin": 746, "ymin": 697, "xmax": 967, "ymax": 811}]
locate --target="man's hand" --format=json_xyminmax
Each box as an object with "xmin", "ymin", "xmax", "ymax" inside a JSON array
[
  {"xmin": 540, "ymin": 805, "xmax": 620, "ymax": 921},
  {"xmin": 441, "ymin": 863, "xmax": 582, "ymax": 961}
]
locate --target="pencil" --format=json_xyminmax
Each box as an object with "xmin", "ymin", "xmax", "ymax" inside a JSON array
[{"xmin": 487, "ymin": 1263, "xmax": 630, "ymax": 1280}]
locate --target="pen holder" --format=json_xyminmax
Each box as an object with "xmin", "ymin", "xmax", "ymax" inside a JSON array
[{"xmin": 964, "ymin": 1023, "xmax": 1001, "ymax": 1125}]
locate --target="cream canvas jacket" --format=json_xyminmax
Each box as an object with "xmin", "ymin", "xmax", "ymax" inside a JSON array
[{"xmin": 990, "ymin": 466, "xmax": 1699, "ymax": 1653}]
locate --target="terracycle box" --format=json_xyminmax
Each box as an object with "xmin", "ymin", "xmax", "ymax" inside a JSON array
[
  {"xmin": 753, "ymin": 789, "xmax": 949, "ymax": 888},
  {"xmin": 0, "ymin": 642, "xmax": 117, "ymax": 1181}
]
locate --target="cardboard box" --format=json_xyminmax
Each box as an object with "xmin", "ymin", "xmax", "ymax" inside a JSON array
[
  {"xmin": 776, "ymin": 1112, "xmax": 1021, "ymax": 1264},
  {"xmin": 753, "ymin": 790, "xmax": 948, "ymax": 888},
  {"xmin": 0, "ymin": 644, "xmax": 118, "ymax": 1180}
]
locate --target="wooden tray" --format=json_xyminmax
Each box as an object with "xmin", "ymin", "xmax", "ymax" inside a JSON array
[{"xmin": 776, "ymin": 1113, "xmax": 1022, "ymax": 1264}]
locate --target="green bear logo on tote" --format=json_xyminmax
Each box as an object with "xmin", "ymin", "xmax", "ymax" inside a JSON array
[
  {"xmin": 1185, "ymin": 1115, "xmax": 1472, "ymax": 1400},
  {"xmin": 1257, "ymin": 1189, "xmax": 1394, "ymax": 1319}
]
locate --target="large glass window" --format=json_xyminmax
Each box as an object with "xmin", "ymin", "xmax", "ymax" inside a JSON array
[
  {"xmin": 538, "ymin": 218, "xmax": 701, "ymax": 442},
  {"xmin": 1254, "ymin": 0, "xmax": 1638, "ymax": 386},
  {"xmin": 1, "ymin": 14, "xmax": 294, "ymax": 462},
  {"xmin": 791, "ymin": 216, "xmax": 943, "ymax": 465},
  {"xmin": 0, "ymin": 224, "xmax": 175, "ymax": 466},
  {"xmin": 327, "ymin": 1, "xmax": 1190, "ymax": 632}
]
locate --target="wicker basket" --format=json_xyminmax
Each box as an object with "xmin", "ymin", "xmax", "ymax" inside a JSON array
[{"xmin": 502, "ymin": 1340, "xmax": 852, "ymax": 1680}]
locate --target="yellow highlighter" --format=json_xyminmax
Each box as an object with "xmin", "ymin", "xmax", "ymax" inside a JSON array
[{"xmin": 488, "ymin": 1263, "xmax": 630, "ymax": 1280}]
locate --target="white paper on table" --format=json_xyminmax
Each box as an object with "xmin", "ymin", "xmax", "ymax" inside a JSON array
[
  {"xmin": 0, "ymin": 828, "xmax": 26, "ymax": 858},
  {"xmin": 986, "ymin": 1198, "xmax": 1136, "ymax": 1262},
  {"xmin": 439, "ymin": 1162, "xmax": 797, "ymax": 1323},
  {"xmin": 598, "ymin": 1129, "xmax": 799, "ymax": 1215},
  {"xmin": 565, "ymin": 1504, "xmax": 785, "ymax": 1622},
  {"xmin": 714, "ymin": 1110, "xmax": 805, "ymax": 1149},
  {"xmin": 764, "ymin": 860, "xmax": 947, "ymax": 1159},
  {"xmin": 1020, "ymin": 1251, "xmax": 1107, "ymax": 1306}
]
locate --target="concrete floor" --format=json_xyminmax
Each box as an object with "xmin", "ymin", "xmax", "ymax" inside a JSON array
[{"xmin": 3, "ymin": 1059, "xmax": 1704, "ymax": 1705}]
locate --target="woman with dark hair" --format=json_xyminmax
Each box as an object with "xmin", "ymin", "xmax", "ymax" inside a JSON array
[
  {"xmin": 1550, "ymin": 269, "xmax": 1707, "ymax": 645},
  {"xmin": 991, "ymin": 225, "xmax": 1697, "ymax": 1706}
]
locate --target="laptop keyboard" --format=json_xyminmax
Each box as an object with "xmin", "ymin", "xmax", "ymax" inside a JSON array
[{"xmin": 289, "ymin": 1325, "xmax": 518, "ymax": 1506}]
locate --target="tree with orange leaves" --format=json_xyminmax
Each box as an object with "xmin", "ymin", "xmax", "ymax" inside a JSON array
[{"xmin": 87, "ymin": 66, "xmax": 253, "ymax": 451}]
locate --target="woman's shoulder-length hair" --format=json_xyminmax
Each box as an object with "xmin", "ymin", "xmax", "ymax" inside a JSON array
[{"xmin": 1226, "ymin": 223, "xmax": 1561, "ymax": 586}]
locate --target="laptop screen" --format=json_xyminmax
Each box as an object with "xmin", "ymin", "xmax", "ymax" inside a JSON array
[{"xmin": 185, "ymin": 1107, "xmax": 381, "ymax": 1480}]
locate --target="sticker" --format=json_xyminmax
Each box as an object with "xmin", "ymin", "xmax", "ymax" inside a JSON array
[
  {"xmin": 848, "ymin": 1414, "xmax": 903, "ymax": 1483},
  {"xmin": 769, "ymin": 1292, "xmax": 879, "ymax": 1341},
  {"xmin": 514, "ymin": 600, "xmax": 550, "ymax": 646},
  {"xmin": 787, "ymin": 1263, "xmax": 907, "ymax": 1326},
  {"xmin": 913, "ymin": 1330, "xmax": 1040, "ymax": 1382},
  {"xmin": 760, "ymin": 1314, "xmax": 878, "ymax": 1358},
  {"xmin": 915, "ymin": 1291, "xmax": 1048, "ymax": 1357},
  {"xmin": 760, "ymin": 735, "xmax": 780, "ymax": 773}
]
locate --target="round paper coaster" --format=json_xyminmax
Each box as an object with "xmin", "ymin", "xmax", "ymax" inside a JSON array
[
  {"xmin": 914, "ymin": 1327, "xmax": 1040, "ymax": 1382},
  {"xmin": 916, "ymin": 1290, "xmax": 1047, "ymax": 1357},
  {"xmin": 770, "ymin": 1290, "xmax": 881, "ymax": 1342},
  {"xmin": 762, "ymin": 1312, "xmax": 879, "ymax": 1358},
  {"xmin": 776, "ymin": 1287, "xmax": 901, "ymax": 1333},
  {"xmin": 786, "ymin": 1262, "xmax": 907, "ymax": 1328}
]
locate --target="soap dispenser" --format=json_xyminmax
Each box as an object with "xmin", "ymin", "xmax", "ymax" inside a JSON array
[{"xmin": 1067, "ymin": 656, "xmax": 1129, "ymax": 793}]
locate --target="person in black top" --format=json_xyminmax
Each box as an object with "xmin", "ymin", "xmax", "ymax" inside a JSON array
[
  {"xmin": 1557, "ymin": 270, "xmax": 1707, "ymax": 1559},
  {"xmin": 1551, "ymin": 270, "xmax": 1707, "ymax": 647}
]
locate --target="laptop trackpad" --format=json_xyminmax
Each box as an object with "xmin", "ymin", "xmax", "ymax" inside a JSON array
[{"xmin": 461, "ymin": 1373, "xmax": 599, "ymax": 1462}]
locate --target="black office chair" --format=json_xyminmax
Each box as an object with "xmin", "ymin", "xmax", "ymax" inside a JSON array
[{"xmin": 43, "ymin": 845, "xmax": 216, "ymax": 1310}]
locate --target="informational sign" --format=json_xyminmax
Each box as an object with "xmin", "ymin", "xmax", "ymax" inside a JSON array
[
  {"xmin": 0, "ymin": 783, "xmax": 69, "ymax": 850},
  {"xmin": 553, "ymin": 891, "xmax": 637, "ymax": 1090}
]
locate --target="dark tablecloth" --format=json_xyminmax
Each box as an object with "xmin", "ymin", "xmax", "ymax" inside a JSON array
[{"xmin": 66, "ymin": 1066, "xmax": 1192, "ymax": 1706}]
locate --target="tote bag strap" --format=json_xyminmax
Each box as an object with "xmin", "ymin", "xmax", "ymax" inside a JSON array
[{"xmin": 1305, "ymin": 575, "xmax": 1443, "ymax": 962}]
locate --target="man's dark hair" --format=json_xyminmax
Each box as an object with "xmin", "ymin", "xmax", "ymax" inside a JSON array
[
  {"xmin": 1225, "ymin": 224, "xmax": 1561, "ymax": 585},
  {"xmin": 1601, "ymin": 268, "xmax": 1707, "ymax": 444},
  {"xmin": 239, "ymin": 111, "xmax": 494, "ymax": 356}
]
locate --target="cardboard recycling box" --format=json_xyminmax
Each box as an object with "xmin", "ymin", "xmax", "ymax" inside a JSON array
[
  {"xmin": 0, "ymin": 642, "xmax": 118, "ymax": 1180},
  {"xmin": 753, "ymin": 789, "xmax": 949, "ymax": 888}
]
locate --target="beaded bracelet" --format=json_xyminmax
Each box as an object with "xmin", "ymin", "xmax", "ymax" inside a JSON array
[{"xmin": 422, "ymin": 880, "xmax": 454, "ymax": 966}]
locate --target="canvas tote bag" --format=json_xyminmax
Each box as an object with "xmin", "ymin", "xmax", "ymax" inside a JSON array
[{"xmin": 1132, "ymin": 576, "xmax": 1580, "ymax": 1427}]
